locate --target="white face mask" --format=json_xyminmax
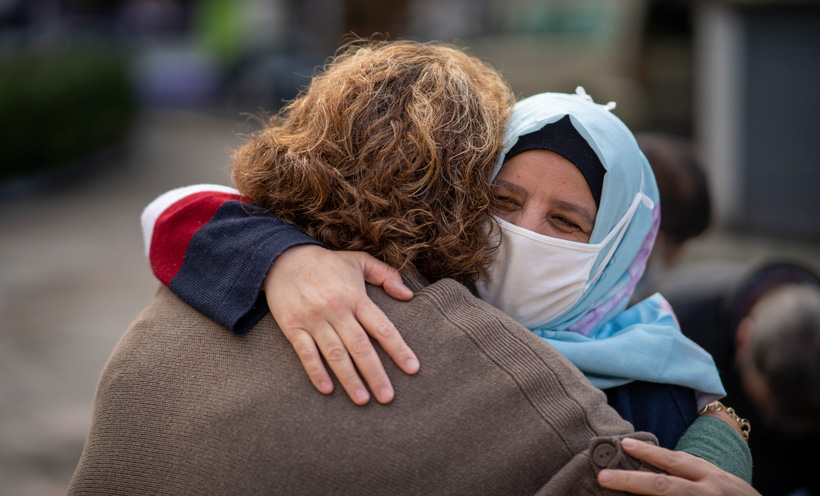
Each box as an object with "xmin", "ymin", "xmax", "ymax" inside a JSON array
[{"xmin": 475, "ymin": 193, "xmax": 646, "ymax": 330}]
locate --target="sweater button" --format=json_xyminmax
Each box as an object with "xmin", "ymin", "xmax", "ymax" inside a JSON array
[{"xmin": 592, "ymin": 442, "xmax": 617, "ymax": 468}]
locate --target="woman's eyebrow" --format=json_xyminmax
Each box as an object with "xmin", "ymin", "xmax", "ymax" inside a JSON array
[
  {"xmin": 493, "ymin": 179, "xmax": 527, "ymax": 196},
  {"xmin": 553, "ymin": 199, "xmax": 596, "ymax": 227}
]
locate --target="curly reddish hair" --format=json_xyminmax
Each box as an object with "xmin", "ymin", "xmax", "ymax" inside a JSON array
[{"xmin": 232, "ymin": 40, "xmax": 513, "ymax": 284}]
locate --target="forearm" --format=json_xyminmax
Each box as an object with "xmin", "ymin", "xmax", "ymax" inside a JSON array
[
  {"xmin": 674, "ymin": 415, "xmax": 752, "ymax": 483},
  {"xmin": 141, "ymin": 185, "xmax": 321, "ymax": 333}
]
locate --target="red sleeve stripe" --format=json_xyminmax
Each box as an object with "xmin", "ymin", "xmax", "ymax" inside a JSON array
[
  {"xmin": 147, "ymin": 189, "xmax": 248, "ymax": 286},
  {"xmin": 141, "ymin": 184, "xmax": 241, "ymax": 256}
]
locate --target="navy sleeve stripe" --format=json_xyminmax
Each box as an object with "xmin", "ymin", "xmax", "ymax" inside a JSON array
[{"xmin": 169, "ymin": 201, "xmax": 322, "ymax": 334}]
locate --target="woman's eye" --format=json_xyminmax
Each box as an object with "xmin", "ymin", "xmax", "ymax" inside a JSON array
[
  {"xmin": 554, "ymin": 216, "xmax": 581, "ymax": 231},
  {"xmin": 494, "ymin": 195, "xmax": 519, "ymax": 210}
]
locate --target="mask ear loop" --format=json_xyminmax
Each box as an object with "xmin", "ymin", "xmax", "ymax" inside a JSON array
[{"xmin": 584, "ymin": 173, "xmax": 655, "ymax": 290}]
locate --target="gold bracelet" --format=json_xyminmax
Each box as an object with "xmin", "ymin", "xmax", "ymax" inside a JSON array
[{"xmin": 699, "ymin": 400, "xmax": 751, "ymax": 442}]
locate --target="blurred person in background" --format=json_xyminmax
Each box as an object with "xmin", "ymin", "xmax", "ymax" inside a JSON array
[
  {"xmin": 665, "ymin": 261, "xmax": 820, "ymax": 496},
  {"xmin": 632, "ymin": 131, "xmax": 712, "ymax": 300},
  {"xmin": 633, "ymin": 131, "xmax": 820, "ymax": 495}
]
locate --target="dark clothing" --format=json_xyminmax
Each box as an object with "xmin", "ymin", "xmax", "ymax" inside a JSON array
[
  {"xmin": 606, "ymin": 381, "xmax": 697, "ymax": 450},
  {"xmin": 146, "ymin": 189, "xmax": 321, "ymax": 334},
  {"xmin": 663, "ymin": 261, "xmax": 820, "ymax": 496}
]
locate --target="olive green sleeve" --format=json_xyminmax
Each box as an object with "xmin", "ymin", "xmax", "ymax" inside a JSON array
[{"xmin": 674, "ymin": 415, "xmax": 752, "ymax": 483}]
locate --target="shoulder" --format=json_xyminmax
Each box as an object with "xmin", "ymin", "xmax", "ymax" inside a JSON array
[
  {"xmin": 368, "ymin": 277, "xmax": 634, "ymax": 436},
  {"xmin": 370, "ymin": 276, "xmax": 559, "ymax": 366}
]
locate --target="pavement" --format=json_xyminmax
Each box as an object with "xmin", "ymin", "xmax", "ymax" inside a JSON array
[
  {"xmin": 1, "ymin": 109, "xmax": 819, "ymax": 495},
  {"xmin": 0, "ymin": 110, "xmax": 238, "ymax": 496}
]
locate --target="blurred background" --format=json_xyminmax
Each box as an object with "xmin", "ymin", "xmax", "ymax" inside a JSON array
[{"xmin": 1, "ymin": 0, "xmax": 819, "ymax": 494}]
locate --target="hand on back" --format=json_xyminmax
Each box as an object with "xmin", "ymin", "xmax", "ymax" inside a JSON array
[{"xmin": 264, "ymin": 245, "xmax": 418, "ymax": 405}]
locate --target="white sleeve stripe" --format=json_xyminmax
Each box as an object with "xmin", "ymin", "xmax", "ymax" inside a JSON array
[{"xmin": 140, "ymin": 184, "xmax": 241, "ymax": 257}]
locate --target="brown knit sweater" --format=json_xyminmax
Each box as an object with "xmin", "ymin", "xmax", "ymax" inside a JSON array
[{"xmin": 69, "ymin": 271, "xmax": 658, "ymax": 495}]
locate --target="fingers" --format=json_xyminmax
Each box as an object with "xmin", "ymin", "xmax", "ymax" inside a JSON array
[
  {"xmin": 310, "ymin": 322, "xmax": 374, "ymax": 405},
  {"xmin": 331, "ymin": 316, "xmax": 398, "ymax": 404},
  {"xmin": 281, "ymin": 328, "xmax": 334, "ymax": 395},
  {"xmin": 620, "ymin": 439, "xmax": 709, "ymax": 480},
  {"xmin": 596, "ymin": 439, "xmax": 748, "ymax": 496},
  {"xmin": 266, "ymin": 247, "xmax": 413, "ymax": 406},
  {"xmin": 355, "ymin": 298, "xmax": 419, "ymax": 375},
  {"xmin": 358, "ymin": 253, "xmax": 414, "ymax": 301},
  {"xmin": 597, "ymin": 469, "xmax": 683, "ymax": 495},
  {"xmin": 597, "ymin": 439, "xmax": 698, "ymax": 495},
  {"xmin": 283, "ymin": 322, "xmax": 388, "ymax": 405},
  {"xmin": 294, "ymin": 310, "xmax": 398, "ymax": 405},
  {"xmin": 354, "ymin": 252, "xmax": 419, "ymax": 376},
  {"xmin": 596, "ymin": 439, "xmax": 687, "ymax": 495}
]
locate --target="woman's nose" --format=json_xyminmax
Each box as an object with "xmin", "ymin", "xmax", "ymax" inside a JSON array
[{"xmin": 507, "ymin": 208, "xmax": 545, "ymax": 234}]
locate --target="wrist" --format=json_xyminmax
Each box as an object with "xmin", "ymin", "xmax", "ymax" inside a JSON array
[
  {"xmin": 265, "ymin": 244, "xmax": 320, "ymax": 291},
  {"xmin": 699, "ymin": 401, "xmax": 751, "ymax": 442}
]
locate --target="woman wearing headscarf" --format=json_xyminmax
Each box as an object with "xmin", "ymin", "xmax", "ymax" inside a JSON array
[
  {"xmin": 473, "ymin": 89, "xmax": 725, "ymax": 447},
  {"xmin": 142, "ymin": 89, "xmax": 726, "ymax": 448}
]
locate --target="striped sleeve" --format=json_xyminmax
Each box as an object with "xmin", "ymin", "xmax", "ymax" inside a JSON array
[{"xmin": 140, "ymin": 185, "xmax": 322, "ymax": 334}]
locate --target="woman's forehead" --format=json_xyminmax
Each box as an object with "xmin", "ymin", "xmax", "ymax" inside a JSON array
[
  {"xmin": 500, "ymin": 91, "xmax": 656, "ymax": 243},
  {"xmin": 496, "ymin": 151, "xmax": 597, "ymax": 214}
]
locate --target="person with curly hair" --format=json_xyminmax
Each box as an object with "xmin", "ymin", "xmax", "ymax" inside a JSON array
[
  {"xmin": 230, "ymin": 39, "xmax": 508, "ymax": 286},
  {"xmin": 72, "ymin": 40, "xmax": 754, "ymax": 495},
  {"xmin": 139, "ymin": 39, "xmax": 512, "ymax": 405}
]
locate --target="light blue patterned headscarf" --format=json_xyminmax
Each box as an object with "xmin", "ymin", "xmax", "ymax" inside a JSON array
[{"xmin": 491, "ymin": 89, "xmax": 725, "ymax": 408}]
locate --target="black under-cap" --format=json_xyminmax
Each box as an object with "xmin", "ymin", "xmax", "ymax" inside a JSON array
[{"xmin": 503, "ymin": 115, "xmax": 606, "ymax": 207}]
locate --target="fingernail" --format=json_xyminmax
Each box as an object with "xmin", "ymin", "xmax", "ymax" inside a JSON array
[
  {"xmin": 354, "ymin": 389, "xmax": 369, "ymax": 404},
  {"xmin": 379, "ymin": 387, "xmax": 394, "ymax": 402},
  {"xmin": 320, "ymin": 380, "xmax": 332, "ymax": 393},
  {"xmin": 406, "ymin": 357, "xmax": 419, "ymax": 372},
  {"xmin": 622, "ymin": 438, "xmax": 637, "ymax": 449},
  {"xmin": 598, "ymin": 470, "xmax": 614, "ymax": 483}
]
